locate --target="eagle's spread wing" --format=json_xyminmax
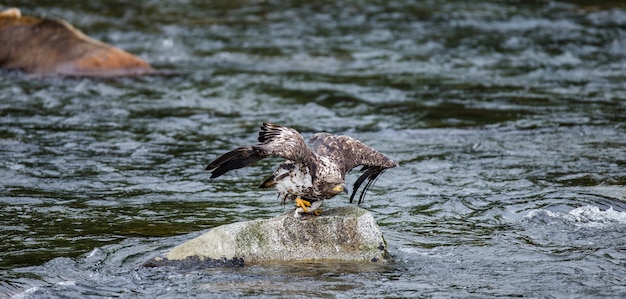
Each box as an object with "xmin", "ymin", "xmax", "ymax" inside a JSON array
[
  {"xmin": 206, "ymin": 123, "xmax": 311, "ymax": 178},
  {"xmin": 308, "ymin": 133, "xmax": 398, "ymax": 204}
]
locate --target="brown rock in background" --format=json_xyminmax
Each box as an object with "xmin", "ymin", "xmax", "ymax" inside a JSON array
[{"xmin": 0, "ymin": 8, "xmax": 155, "ymax": 77}]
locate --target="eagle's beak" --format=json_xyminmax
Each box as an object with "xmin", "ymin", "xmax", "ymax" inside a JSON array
[{"xmin": 333, "ymin": 183, "xmax": 348, "ymax": 194}]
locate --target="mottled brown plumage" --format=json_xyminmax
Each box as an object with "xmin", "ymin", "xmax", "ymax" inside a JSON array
[{"xmin": 206, "ymin": 123, "xmax": 397, "ymax": 214}]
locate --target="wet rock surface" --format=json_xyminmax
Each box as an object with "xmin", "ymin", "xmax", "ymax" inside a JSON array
[
  {"xmin": 166, "ymin": 206, "xmax": 389, "ymax": 264},
  {"xmin": 143, "ymin": 256, "xmax": 245, "ymax": 270}
]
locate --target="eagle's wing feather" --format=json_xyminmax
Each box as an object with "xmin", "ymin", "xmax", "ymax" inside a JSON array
[
  {"xmin": 205, "ymin": 146, "xmax": 267, "ymax": 178},
  {"xmin": 257, "ymin": 122, "xmax": 310, "ymax": 162},
  {"xmin": 206, "ymin": 123, "xmax": 311, "ymax": 179},
  {"xmin": 308, "ymin": 133, "xmax": 397, "ymax": 204},
  {"xmin": 309, "ymin": 133, "xmax": 397, "ymax": 174}
]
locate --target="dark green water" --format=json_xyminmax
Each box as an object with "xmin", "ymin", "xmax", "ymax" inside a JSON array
[{"xmin": 1, "ymin": 0, "xmax": 626, "ymax": 297}]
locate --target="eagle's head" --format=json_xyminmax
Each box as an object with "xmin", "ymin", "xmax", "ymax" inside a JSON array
[{"xmin": 321, "ymin": 181, "xmax": 348, "ymax": 197}]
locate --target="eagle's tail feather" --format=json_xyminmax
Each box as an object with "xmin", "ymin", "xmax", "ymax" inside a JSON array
[
  {"xmin": 206, "ymin": 147, "xmax": 266, "ymax": 179},
  {"xmin": 349, "ymin": 166, "xmax": 387, "ymax": 205}
]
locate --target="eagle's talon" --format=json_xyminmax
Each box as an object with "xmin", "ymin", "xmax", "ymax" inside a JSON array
[
  {"xmin": 295, "ymin": 197, "xmax": 311, "ymax": 213},
  {"xmin": 313, "ymin": 209, "xmax": 323, "ymax": 216}
]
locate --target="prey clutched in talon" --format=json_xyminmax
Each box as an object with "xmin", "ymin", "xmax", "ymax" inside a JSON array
[
  {"xmin": 294, "ymin": 200, "xmax": 324, "ymax": 218},
  {"xmin": 295, "ymin": 197, "xmax": 311, "ymax": 212}
]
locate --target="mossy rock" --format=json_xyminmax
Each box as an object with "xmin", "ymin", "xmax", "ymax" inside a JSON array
[{"xmin": 166, "ymin": 206, "xmax": 389, "ymax": 264}]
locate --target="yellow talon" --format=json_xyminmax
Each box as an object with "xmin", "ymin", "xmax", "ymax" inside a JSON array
[
  {"xmin": 313, "ymin": 209, "xmax": 323, "ymax": 216},
  {"xmin": 295, "ymin": 197, "xmax": 311, "ymax": 212}
]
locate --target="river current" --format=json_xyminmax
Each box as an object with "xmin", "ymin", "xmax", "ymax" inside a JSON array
[{"xmin": 1, "ymin": 0, "xmax": 625, "ymax": 298}]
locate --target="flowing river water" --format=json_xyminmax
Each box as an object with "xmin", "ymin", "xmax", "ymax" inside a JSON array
[{"xmin": 1, "ymin": 0, "xmax": 625, "ymax": 298}]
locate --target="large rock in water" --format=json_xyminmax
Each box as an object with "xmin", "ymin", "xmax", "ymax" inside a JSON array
[
  {"xmin": 166, "ymin": 206, "xmax": 389, "ymax": 264},
  {"xmin": 0, "ymin": 8, "xmax": 155, "ymax": 77}
]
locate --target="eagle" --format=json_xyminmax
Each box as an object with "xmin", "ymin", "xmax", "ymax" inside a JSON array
[{"xmin": 206, "ymin": 123, "xmax": 398, "ymax": 217}]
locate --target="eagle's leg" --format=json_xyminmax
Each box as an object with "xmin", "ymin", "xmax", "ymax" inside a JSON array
[
  {"xmin": 295, "ymin": 197, "xmax": 311, "ymax": 213},
  {"xmin": 310, "ymin": 200, "xmax": 324, "ymax": 216}
]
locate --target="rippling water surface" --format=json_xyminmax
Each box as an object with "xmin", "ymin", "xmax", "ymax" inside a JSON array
[{"xmin": 1, "ymin": 0, "xmax": 626, "ymax": 298}]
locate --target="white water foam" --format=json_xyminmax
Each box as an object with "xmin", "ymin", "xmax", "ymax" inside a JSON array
[
  {"xmin": 9, "ymin": 286, "xmax": 39, "ymax": 299},
  {"xmin": 525, "ymin": 205, "xmax": 626, "ymax": 228}
]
